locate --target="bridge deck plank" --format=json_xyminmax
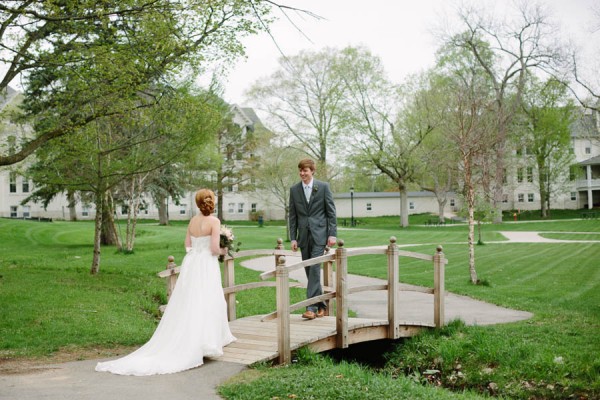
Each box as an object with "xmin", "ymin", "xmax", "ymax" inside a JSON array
[{"xmin": 209, "ymin": 314, "xmax": 429, "ymax": 365}]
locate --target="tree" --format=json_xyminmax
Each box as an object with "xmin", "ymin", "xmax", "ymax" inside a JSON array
[
  {"xmin": 0, "ymin": 0, "xmax": 273, "ymax": 166},
  {"xmin": 254, "ymin": 145, "xmax": 305, "ymax": 241},
  {"xmin": 209, "ymin": 102, "xmax": 263, "ymax": 221},
  {"xmin": 416, "ymin": 123, "xmax": 458, "ymax": 224},
  {"xmin": 518, "ymin": 77, "xmax": 576, "ymax": 217},
  {"xmin": 435, "ymin": 41, "xmax": 498, "ymax": 284},
  {"xmin": 246, "ymin": 48, "xmax": 348, "ymax": 179},
  {"xmin": 567, "ymin": 5, "xmax": 600, "ymax": 112},
  {"xmin": 446, "ymin": 2, "xmax": 564, "ymax": 223},
  {"xmin": 24, "ymin": 85, "xmax": 221, "ymax": 273},
  {"xmin": 337, "ymin": 47, "xmax": 439, "ymax": 227}
]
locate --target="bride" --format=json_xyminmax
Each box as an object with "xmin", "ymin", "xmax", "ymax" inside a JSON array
[{"xmin": 96, "ymin": 189, "xmax": 236, "ymax": 376}]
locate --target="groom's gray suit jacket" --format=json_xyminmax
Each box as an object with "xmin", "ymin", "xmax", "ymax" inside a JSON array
[{"xmin": 289, "ymin": 179, "xmax": 337, "ymax": 249}]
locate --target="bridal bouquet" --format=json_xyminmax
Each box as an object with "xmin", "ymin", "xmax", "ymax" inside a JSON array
[{"xmin": 219, "ymin": 225, "xmax": 241, "ymax": 262}]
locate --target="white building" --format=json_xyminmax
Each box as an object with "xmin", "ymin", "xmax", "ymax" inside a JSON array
[
  {"xmin": 2, "ymin": 85, "xmax": 599, "ymax": 221},
  {"xmin": 499, "ymin": 108, "xmax": 600, "ymax": 211}
]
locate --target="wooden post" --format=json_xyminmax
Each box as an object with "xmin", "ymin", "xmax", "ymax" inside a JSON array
[
  {"xmin": 322, "ymin": 246, "xmax": 333, "ymax": 316},
  {"xmin": 165, "ymin": 255, "xmax": 177, "ymax": 300},
  {"xmin": 274, "ymin": 238, "xmax": 284, "ymax": 268},
  {"xmin": 387, "ymin": 237, "xmax": 400, "ymax": 339},
  {"xmin": 335, "ymin": 240, "xmax": 348, "ymax": 349},
  {"xmin": 433, "ymin": 245, "xmax": 446, "ymax": 328},
  {"xmin": 223, "ymin": 256, "xmax": 236, "ymax": 321},
  {"xmin": 275, "ymin": 255, "xmax": 291, "ymax": 364}
]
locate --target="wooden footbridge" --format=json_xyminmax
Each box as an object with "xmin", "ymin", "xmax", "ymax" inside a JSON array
[{"xmin": 159, "ymin": 237, "xmax": 447, "ymax": 366}]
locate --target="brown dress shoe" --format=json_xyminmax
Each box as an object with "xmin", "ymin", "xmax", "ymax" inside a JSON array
[
  {"xmin": 316, "ymin": 308, "xmax": 326, "ymax": 318},
  {"xmin": 301, "ymin": 310, "xmax": 316, "ymax": 320}
]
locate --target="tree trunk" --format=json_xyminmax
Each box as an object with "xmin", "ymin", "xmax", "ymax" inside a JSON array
[
  {"xmin": 285, "ymin": 206, "xmax": 290, "ymax": 242},
  {"xmin": 217, "ymin": 186, "xmax": 224, "ymax": 222},
  {"xmin": 90, "ymin": 188, "xmax": 104, "ymax": 275},
  {"xmin": 437, "ymin": 199, "xmax": 447, "ymax": 223},
  {"xmin": 399, "ymin": 187, "xmax": 409, "ymax": 228},
  {"xmin": 101, "ymin": 191, "xmax": 122, "ymax": 249},
  {"xmin": 464, "ymin": 158, "xmax": 479, "ymax": 284},
  {"xmin": 67, "ymin": 190, "xmax": 77, "ymax": 221},
  {"xmin": 157, "ymin": 195, "xmax": 169, "ymax": 225}
]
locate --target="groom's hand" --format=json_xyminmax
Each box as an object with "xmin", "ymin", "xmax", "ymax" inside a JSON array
[
  {"xmin": 291, "ymin": 240, "xmax": 298, "ymax": 251},
  {"xmin": 327, "ymin": 236, "xmax": 337, "ymax": 247}
]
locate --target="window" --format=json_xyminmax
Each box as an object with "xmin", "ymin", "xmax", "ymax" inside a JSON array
[
  {"xmin": 9, "ymin": 172, "xmax": 17, "ymax": 193},
  {"xmin": 518, "ymin": 194, "xmax": 524, "ymax": 203},
  {"xmin": 251, "ymin": 203, "xmax": 257, "ymax": 213},
  {"xmin": 409, "ymin": 201, "xmax": 415, "ymax": 210},
  {"xmin": 366, "ymin": 203, "xmax": 372, "ymax": 211},
  {"xmin": 450, "ymin": 199, "xmax": 455, "ymax": 207},
  {"xmin": 179, "ymin": 204, "xmax": 187, "ymax": 215},
  {"xmin": 502, "ymin": 168, "xmax": 507, "ymax": 184},
  {"xmin": 526, "ymin": 167, "xmax": 533, "ymax": 183},
  {"xmin": 528, "ymin": 193, "xmax": 534, "ymax": 202},
  {"xmin": 22, "ymin": 205, "xmax": 30, "ymax": 218},
  {"xmin": 502, "ymin": 194, "xmax": 508, "ymax": 203},
  {"xmin": 238, "ymin": 203, "xmax": 244, "ymax": 213},
  {"xmin": 10, "ymin": 206, "xmax": 17, "ymax": 218},
  {"xmin": 22, "ymin": 178, "xmax": 30, "ymax": 193},
  {"xmin": 585, "ymin": 147, "xmax": 591, "ymax": 154},
  {"xmin": 82, "ymin": 206, "xmax": 89, "ymax": 217},
  {"xmin": 570, "ymin": 192, "xmax": 577, "ymax": 201},
  {"xmin": 516, "ymin": 148, "xmax": 522, "ymax": 156},
  {"xmin": 121, "ymin": 205, "xmax": 128, "ymax": 215},
  {"xmin": 517, "ymin": 168, "xmax": 523, "ymax": 183},
  {"xmin": 228, "ymin": 203, "xmax": 235, "ymax": 213}
]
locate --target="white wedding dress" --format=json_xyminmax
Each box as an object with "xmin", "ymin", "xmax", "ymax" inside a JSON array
[{"xmin": 95, "ymin": 236, "xmax": 236, "ymax": 376}]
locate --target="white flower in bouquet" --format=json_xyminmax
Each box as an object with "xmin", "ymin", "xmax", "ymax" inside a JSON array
[{"xmin": 219, "ymin": 225, "xmax": 240, "ymax": 262}]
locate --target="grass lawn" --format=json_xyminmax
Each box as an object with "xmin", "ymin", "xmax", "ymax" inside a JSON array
[{"xmin": 0, "ymin": 214, "xmax": 599, "ymax": 399}]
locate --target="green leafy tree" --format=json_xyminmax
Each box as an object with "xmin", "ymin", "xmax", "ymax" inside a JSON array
[
  {"xmin": 337, "ymin": 47, "xmax": 440, "ymax": 227},
  {"xmin": 209, "ymin": 102, "xmax": 263, "ymax": 221},
  {"xmin": 254, "ymin": 145, "xmax": 305, "ymax": 241},
  {"xmin": 518, "ymin": 77, "xmax": 576, "ymax": 218},
  {"xmin": 246, "ymin": 48, "xmax": 348, "ymax": 179},
  {"xmin": 24, "ymin": 86, "xmax": 220, "ymax": 273},
  {"xmin": 0, "ymin": 0, "xmax": 272, "ymax": 166}
]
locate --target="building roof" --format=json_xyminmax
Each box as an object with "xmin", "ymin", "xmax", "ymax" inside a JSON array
[
  {"xmin": 579, "ymin": 155, "xmax": 600, "ymax": 166},
  {"xmin": 334, "ymin": 191, "xmax": 449, "ymax": 199},
  {"xmin": 570, "ymin": 108, "xmax": 600, "ymax": 139},
  {"xmin": 231, "ymin": 104, "xmax": 262, "ymax": 132}
]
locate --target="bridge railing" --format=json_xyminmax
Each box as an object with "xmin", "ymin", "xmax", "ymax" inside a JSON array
[
  {"xmin": 158, "ymin": 236, "xmax": 447, "ymax": 365},
  {"xmin": 258, "ymin": 237, "xmax": 447, "ymax": 364}
]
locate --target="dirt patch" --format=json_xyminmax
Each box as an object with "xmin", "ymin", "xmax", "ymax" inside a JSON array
[{"xmin": 0, "ymin": 345, "xmax": 137, "ymax": 375}]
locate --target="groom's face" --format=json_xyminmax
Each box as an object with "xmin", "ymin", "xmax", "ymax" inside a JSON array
[{"xmin": 299, "ymin": 167, "xmax": 314, "ymax": 185}]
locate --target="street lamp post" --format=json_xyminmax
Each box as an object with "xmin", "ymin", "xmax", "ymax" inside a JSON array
[{"xmin": 350, "ymin": 186, "xmax": 355, "ymax": 227}]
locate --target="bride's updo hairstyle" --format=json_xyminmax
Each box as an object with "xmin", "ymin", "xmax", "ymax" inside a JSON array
[{"xmin": 195, "ymin": 189, "xmax": 216, "ymax": 216}]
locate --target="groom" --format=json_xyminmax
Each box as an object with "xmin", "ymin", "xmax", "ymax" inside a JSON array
[{"xmin": 289, "ymin": 158, "xmax": 337, "ymax": 320}]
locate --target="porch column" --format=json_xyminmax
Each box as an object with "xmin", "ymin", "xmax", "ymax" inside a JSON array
[{"xmin": 587, "ymin": 165, "xmax": 593, "ymax": 209}]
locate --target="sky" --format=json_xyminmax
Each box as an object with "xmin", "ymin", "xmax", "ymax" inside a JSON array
[{"xmin": 219, "ymin": 0, "xmax": 599, "ymax": 107}]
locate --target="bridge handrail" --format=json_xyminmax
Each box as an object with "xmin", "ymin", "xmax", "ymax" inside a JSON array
[{"xmin": 259, "ymin": 252, "xmax": 336, "ymax": 280}]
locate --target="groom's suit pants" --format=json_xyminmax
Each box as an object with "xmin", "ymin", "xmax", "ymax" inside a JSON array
[{"xmin": 300, "ymin": 230, "xmax": 326, "ymax": 312}]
